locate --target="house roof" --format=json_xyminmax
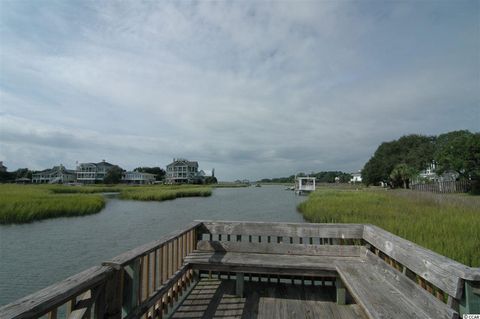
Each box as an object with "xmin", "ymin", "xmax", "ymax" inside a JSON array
[
  {"xmin": 78, "ymin": 161, "xmax": 116, "ymax": 168},
  {"xmin": 33, "ymin": 165, "xmax": 75, "ymax": 176},
  {"xmin": 167, "ymin": 159, "xmax": 199, "ymax": 167},
  {"xmin": 96, "ymin": 161, "xmax": 114, "ymax": 167}
]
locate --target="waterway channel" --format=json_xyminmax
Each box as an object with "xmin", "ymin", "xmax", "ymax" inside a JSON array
[{"xmin": 0, "ymin": 185, "xmax": 306, "ymax": 306}]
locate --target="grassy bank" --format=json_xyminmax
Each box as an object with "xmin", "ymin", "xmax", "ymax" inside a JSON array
[
  {"xmin": 0, "ymin": 184, "xmax": 213, "ymax": 224},
  {"xmin": 0, "ymin": 185, "xmax": 105, "ymax": 224},
  {"xmin": 119, "ymin": 185, "xmax": 212, "ymax": 201},
  {"xmin": 298, "ymin": 188, "xmax": 480, "ymax": 267}
]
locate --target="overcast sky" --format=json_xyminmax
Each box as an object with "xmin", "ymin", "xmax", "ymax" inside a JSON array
[{"xmin": 1, "ymin": 1, "xmax": 479, "ymax": 180}]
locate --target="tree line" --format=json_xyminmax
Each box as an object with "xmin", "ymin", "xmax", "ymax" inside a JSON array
[
  {"xmin": 361, "ymin": 130, "xmax": 480, "ymax": 193},
  {"xmin": 0, "ymin": 168, "xmax": 33, "ymax": 182},
  {"xmin": 259, "ymin": 171, "xmax": 352, "ymax": 184}
]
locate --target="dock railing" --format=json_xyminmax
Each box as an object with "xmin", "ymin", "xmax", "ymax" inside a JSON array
[
  {"xmin": 0, "ymin": 221, "xmax": 200, "ymax": 319},
  {"xmin": 1, "ymin": 220, "xmax": 479, "ymax": 318}
]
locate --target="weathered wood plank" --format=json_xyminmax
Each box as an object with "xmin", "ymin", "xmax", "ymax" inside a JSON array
[
  {"xmin": 0, "ymin": 266, "xmax": 112, "ymax": 319},
  {"xmin": 197, "ymin": 240, "xmax": 361, "ymax": 257},
  {"xmin": 337, "ymin": 261, "xmax": 439, "ymax": 319},
  {"xmin": 103, "ymin": 268, "xmax": 123, "ymax": 319},
  {"xmin": 67, "ymin": 289, "xmax": 101, "ymax": 319},
  {"xmin": 107, "ymin": 221, "xmax": 202, "ymax": 266},
  {"xmin": 363, "ymin": 224, "xmax": 478, "ymax": 298},
  {"xmin": 123, "ymin": 265, "xmax": 190, "ymax": 319},
  {"xmin": 173, "ymin": 278, "xmax": 365, "ymax": 319},
  {"xmin": 196, "ymin": 220, "xmax": 364, "ymax": 239},
  {"xmin": 185, "ymin": 251, "xmax": 357, "ymax": 275},
  {"xmin": 359, "ymin": 250, "xmax": 458, "ymax": 319}
]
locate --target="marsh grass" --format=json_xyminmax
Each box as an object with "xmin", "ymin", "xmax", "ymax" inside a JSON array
[
  {"xmin": 298, "ymin": 188, "xmax": 480, "ymax": 266},
  {"xmin": 119, "ymin": 185, "xmax": 212, "ymax": 201},
  {"xmin": 0, "ymin": 184, "xmax": 212, "ymax": 224},
  {"xmin": 0, "ymin": 185, "xmax": 105, "ymax": 224},
  {"xmin": 48, "ymin": 185, "xmax": 123, "ymax": 193}
]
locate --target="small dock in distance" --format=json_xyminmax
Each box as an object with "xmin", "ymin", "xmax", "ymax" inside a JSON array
[
  {"xmin": 1, "ymin": 220, "xmax": 479, "ymax": 319},
  {"xmin": 295, "ymin": 176, "xmax": 316, "ymax": 195}
]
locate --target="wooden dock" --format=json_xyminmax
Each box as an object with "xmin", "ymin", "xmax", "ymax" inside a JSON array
[
  {"xmin": 172, "ymin": 278, "xmax": 365, "ymax": 318},
  {"xmin": 1, "ymin": 220, "xmax": 479, "ymax": 319}
]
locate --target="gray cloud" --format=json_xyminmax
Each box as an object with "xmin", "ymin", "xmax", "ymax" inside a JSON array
[{"xmin": 0, "ymin": 1, "xmax": 478, "ymax": 180}]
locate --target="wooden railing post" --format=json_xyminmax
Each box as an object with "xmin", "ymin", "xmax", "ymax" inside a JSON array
[
  {"xmin": 336, "ymin": 277, "xmax": 346, "ymax": 305},
  {"xmin": 122, "ymin": 259, "xmax": 140, "ymax": 315},
  {"xmin": 460, "ymin": 280, "xmax": 480, "ymax": 315},
  {"xmin": 99, "ymin": 265, "xmax": 124, "ymax": 319}
]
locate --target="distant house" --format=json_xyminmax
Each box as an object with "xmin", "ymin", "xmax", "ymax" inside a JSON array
[
  {"xmin": 197, "ymin": 169, "xmax": 215, "ymax": 178},
  {"xmin": 15, "ymin": 177, "xmax": 31, "ymax": 184},
  {"xmin": 0, "ymin": 161, "xmax": 7, "ymax": 173},
  {"xmin": 32, "ymin": 164, "xmax": 76, "ymax": 184},
  {"xmin": 76, "ymin": 160, "xmax": 118, "ymax": 184},
  {"xmin": 412, "ymin": 162, "xmax": 458, "ymax": 185},
  {"xmin": 122, "ymin": 171, "xmax": 156, "ymax": 184},
  {"xmin": 350, "ymin": 172, "xmax": 362, "ymax": 183},
  {"xmin": 417, "ymin": 163, "xmax": 437, "ymax": 181},
  {"xmin": 166, "ymin": 158, "xmax": 199, "ymax": 184}
]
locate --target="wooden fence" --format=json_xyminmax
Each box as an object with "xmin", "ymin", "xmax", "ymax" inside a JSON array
[{"xmin": 411, "ymin": 180, "xmax": 470, "ymax": 194}]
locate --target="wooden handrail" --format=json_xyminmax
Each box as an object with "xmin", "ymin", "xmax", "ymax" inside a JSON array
[
  {"xmin": 363, "ymin": 224, "xmax": 480, "ymax": 282},
  {"xmin": 0, "ymin": 221, "xmax": 202, "ymax": 319},
  {"xmin": 106, "ymin": 221, "xmax": 202, "ymax": 266},
  {"xmin": 0, "ymin": 266, "xmax": 112, "ymax": 319}
]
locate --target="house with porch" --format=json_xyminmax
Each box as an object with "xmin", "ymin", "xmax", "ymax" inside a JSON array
[
  {"xmin": 122, "ymin": 171, "xmax": 156, "ymax": 184},
  {"xmin": 76, "ymin": 160, "xmax": 118, "ymax": 184},
  {"xmin": 166, "ymin": 158, "xmax": 199, "ymax": 184},
  {"xmin": 32, "ymin": 165, "xmax": 76, "ymax": 184},
  {"xmin": 350, "ymin": 171, "xmax": 362, "ymax": 183}
]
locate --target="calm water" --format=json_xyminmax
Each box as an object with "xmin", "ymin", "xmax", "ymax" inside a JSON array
[{"xmin": 0, "ymin": 185, "xmax": 305, "ymax": 305}]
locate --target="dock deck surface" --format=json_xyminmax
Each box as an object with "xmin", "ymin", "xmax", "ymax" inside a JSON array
[{"xmin": 172, "ymin": 278, "xmax": 366, "ymax": 319}]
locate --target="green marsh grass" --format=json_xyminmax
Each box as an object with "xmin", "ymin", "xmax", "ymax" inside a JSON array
[
  {"xmin": 298, "ymin": 188, "xmax": 480, "ymax": 266},
  {"xmin": 0, "ymin": 184, "xmax": 213, "ymax": 224},
  {"xmin": 119, "ymin": 185, "xmax": 212, "ymax": 201},
  {"xmin": 0, "ymin": 185, "xmax": 105, "ymax": 224},
  {"xmin": 48, "ymin": 185, "xmax": 123, "ymax": 194}
]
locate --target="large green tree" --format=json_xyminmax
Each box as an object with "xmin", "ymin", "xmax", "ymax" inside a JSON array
[
  {"xmin": 0, "ymin": 171, "xmax": 15, "ymax": 183},
  {"xmin": 362, "ymin": 134, "xmax": 435, "ymax": 186},
  {"xmin": 434, "ymin": 130, "xmax": 480, "ymax": 193},
  {"xmin": 434, "ymin": 130, "xmax": 475, "ymax": 177},
  {"xmin": 14, "ymin": 168, "xmax": 33, "ymax": 180},
  {"xmin": 103, "ymin": 166, "xmax": 124, "ymax": 184},
  {"xmin": 466, "ymin": 133, "xmax": 480, "ymax": 194},
  {"xmin": 389, "ymin": 163, "xmax": 416, "ymax": 189},
  {"xmin": 134, "ymin": 167, "xmax": 166, "ymax": 181}
]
